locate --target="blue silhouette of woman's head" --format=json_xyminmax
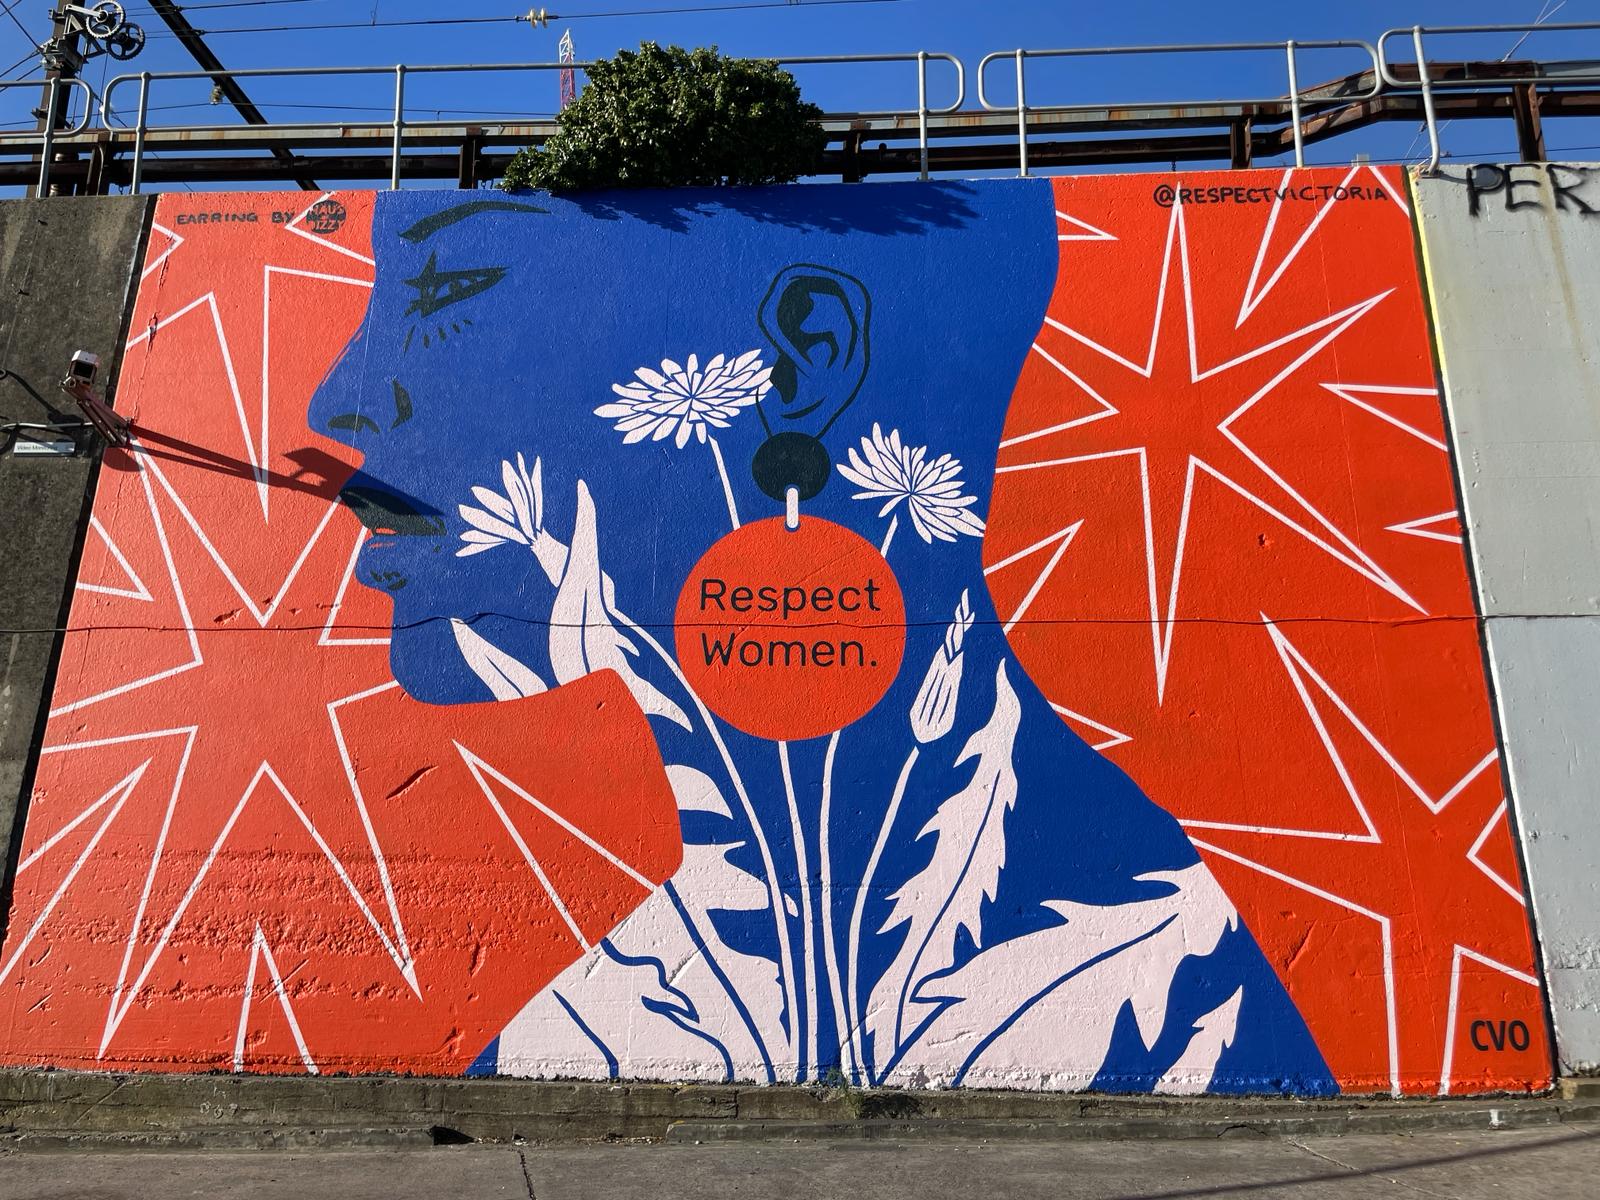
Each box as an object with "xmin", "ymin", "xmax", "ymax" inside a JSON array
[{"xmin": 305, "ymin": 181, "xmax": 1335, "ymax": 1094}]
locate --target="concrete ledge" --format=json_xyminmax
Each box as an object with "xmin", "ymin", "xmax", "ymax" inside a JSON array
[
  {"xmin": 0, "ymin": 1070, "xmax": 1588, "ymax": 1147},
  {"xmin": 1561, "ymin": 1078, "xmax": 1600, "ymax": 1100}
]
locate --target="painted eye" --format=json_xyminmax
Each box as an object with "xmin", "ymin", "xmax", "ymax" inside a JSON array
[{"xmin": 402, "ymin": 252, "xmax": 506, "ymax": 319}]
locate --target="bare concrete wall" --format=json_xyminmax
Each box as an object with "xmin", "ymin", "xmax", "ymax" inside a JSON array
[
  {"xmin": 0, "ymin": 196, "xmax": 150, "ymax": 904},
  {"xmin": 1414, "ymin": 163, "xmax": 1600, "ymax": 1074}
]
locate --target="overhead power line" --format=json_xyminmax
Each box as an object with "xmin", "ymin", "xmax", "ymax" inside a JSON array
[
  {"xmin": 1, "ymin": 0, "xmax": 40, "ymax": 48},
  {"xmin": 142, "ymin": 0, "xmax": 906, "ymax": 36},
  {"xmin": 166, "ymin": 0, "xmax": 338, "ymax": 9},
  {"xmin": 0, "ymin": 47, "xmax": 38, "ymax": 79},
  {"xmin": 144, "ymin": 0, "xmax": 320, "ymax": 188}
]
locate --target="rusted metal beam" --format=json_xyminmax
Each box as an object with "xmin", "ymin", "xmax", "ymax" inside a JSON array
[
  {"xmin": 3, "ymin": 70, "xmax": 1600, "ymax": 188},
  {"xmin": 457, "ymin": 134, "xmax": 482, "ymax": 189},
  {"xmin": 1511, "ymin": 83, "xmax": 1547, "ymax": 162},
  {"xmin": 1229, "ymin": 118, "xmax": 1253, "ymax": 169},
  {"xmin": 144, "ymin": 0, "xmax": 319, "ymax": 190}
]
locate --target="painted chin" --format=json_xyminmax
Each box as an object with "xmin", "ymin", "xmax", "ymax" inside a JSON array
[
  {"xmin": 356, "ymin": 537, "xmax": 423, "ymax": 595},
  {"xmin": 339, "ymin": 480, "xmax": 448, "ymax": 591}
]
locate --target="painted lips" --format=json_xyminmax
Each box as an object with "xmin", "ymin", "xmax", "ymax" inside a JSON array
[{"xmin": 338, "ymin": 482, "xmax": 447, "ymax": 538}]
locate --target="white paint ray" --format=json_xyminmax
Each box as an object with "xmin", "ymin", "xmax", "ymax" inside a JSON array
[
  {"xmin": 0, "ymin": 762, "xmax": 151, "ymax": 987},
  {"xmin": 233, "ymin": 924, "xmax": 319, "ymax": 1075},
  {"xmin": 49, "ymin": 459, "xmax": 202, "ymax": 717},
  {"xmin": 77, "ymin": 515, "xmax": 153, "ymax": 602}
]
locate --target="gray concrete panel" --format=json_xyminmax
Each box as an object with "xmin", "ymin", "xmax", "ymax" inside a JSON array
[
  {"xmin": 1415, "ymin": 163, "xmax": 1600, "ymax": 1075},
  {"xmin": 1413, "ymin": 164, "xmax": 1600, "ymax": 617},
  {"xmin": 1484, "ymin": 616, "xmax": 1600, "ymax": 1073},
  {"xmin": 0, "ymin": 197, "xmax": 150, "ymax": 904}
]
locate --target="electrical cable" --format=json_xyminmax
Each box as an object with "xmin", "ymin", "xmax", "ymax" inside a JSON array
[
  {"xmin": 141, "ymin": 0, "xmax": 906, "ymax": 36},
  {"xmin": 0, "ymin": 47, "xmax": 38, "ymax": 79},
  {"xmin": 1, "ymin": 0, "xmax": 40, "ymax": 50},
  {"xmin": 165, "ymin": 0, "xmax": 345, "ymax": 8},
  {"xmin": 1402, "ymin": 0, "xmax": 1570, "ymax": 166},
  {"xmin": 159, "ymin": 15, "xmax": 516, "ymax": 32}
]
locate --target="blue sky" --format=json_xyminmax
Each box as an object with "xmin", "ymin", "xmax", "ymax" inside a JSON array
[{"xmin": 3, "ymin": 0, "xmax": 1599, "ymax": 183}]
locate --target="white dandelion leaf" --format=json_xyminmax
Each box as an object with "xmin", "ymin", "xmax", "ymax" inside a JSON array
[
  {"xmin": 866, "ymin": 660, "xmax": 1021, "ymax": 1066},
  {"xmin": 493, "ymin": 943, "xmax": 713, "ymax": 1083},
  {"xmin": 497, "ymin": 766, "xmax": 786, "ymax": 1082},
  {"xmin": 837, "ymin": 423, "xmax": 986, "ymax": 547},
  {"xmin": 1155, "ymin": 986, "xmax": 1245, "ymax": 1096},
  {"xmin": 450, "ymin": 618, "xmax": 548, "ymax": 700},
  {"xmin": 548, "ymin": 480, "xmax": 692, "ymax": 730},
  {"xmin": 881, "ymin": 866, "xmax": 1240, "ymax": 1091}
]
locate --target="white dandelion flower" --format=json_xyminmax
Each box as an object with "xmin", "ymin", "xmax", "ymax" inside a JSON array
[
  {"xmin": 456, "ymin": 451, "xmax": 543, "ymax": 556},
  {"xmin": 836, "ymin": 423, "xmax": 986, "ymax": 549},
  {"xmin": 597, "ymin": 350, "xmax": 771, "ymax": 451},
  {"xmin": 455, "ymin": 452, "xmax": 568, "ymax": 584},
  {"xmin": 910, "ymin": 590, "xmax": 975, "ymax": 745}
]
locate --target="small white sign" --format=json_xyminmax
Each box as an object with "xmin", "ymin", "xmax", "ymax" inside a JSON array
[{"xmin": 11, "ymin": 438, "xmax": 78, "ymax": 456}]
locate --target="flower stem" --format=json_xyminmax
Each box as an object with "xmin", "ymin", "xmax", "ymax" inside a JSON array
[
  {"xmin": 613, "ymin": 608, "xmax": 799, "ymax": 1068},
  {"xmin": 819, "ymin": 729, "xmax": 859, "ymax": 1084},
  {"xmin": 847, "ymin": 744, "xmax": 920, "ymax": 1084},
  {"xmin": 879, "ymin": 514, "xmax": 899, "ymax": 558},
  {"xmin": 708, "ymin": 435, "xmax": 741, "ymax": 531},
  {"xmin": 778, "ymin": 741, "xmax": 817, "ymax": 1081}
]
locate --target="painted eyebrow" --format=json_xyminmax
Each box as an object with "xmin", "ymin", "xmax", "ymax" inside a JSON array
[{"xmin": 398, "ymin": 200, "xmax": 549, "ymax": 243}]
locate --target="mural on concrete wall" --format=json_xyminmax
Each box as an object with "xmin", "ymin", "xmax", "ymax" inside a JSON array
[{"xmin": 0, "ymin": 169, "xmax": 1550, "ymax": 1094}]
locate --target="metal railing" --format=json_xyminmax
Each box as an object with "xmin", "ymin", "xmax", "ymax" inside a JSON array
[
  {"xmin": 976, "ymin": 40, "xmax": 1381, "ymax": 175},
  {"xmin": 1378, "ymin": 22, "xmax": 1600, "ymax": 175},
  {"xmin": 5, "ymin": 29, "xmax": 1599, "ymax": 192},
  {"xmin": 3, "ymin": 77, "xmax": 97, "ymax": 197},
  {"xmin": 93, "ymin": 52, "xmax": 963, "ymax": 196}
]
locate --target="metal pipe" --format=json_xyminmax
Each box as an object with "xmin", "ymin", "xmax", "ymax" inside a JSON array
[
  {"xmin": 1015, "ymin": 49, "xmax": 1029, "ymax": 177},
  {"xmin": 36, "ymin": 80, "xmax": 58, "ymax": 199},
  {"xmin": 975, "ymin": 39, "xmax": 1382, "ymax": 115},
  {"xmin": 92, "ymin": 53, "xmax": 966, "ymax": 134},
  {"xmin": 1286, "ymin": 39, "xmax": 1304, "ymax": 168},
  {"xmin": 1, "ymin": 79, "xmax": 93, "ymax": 136},
  {"xmin": 1378, "ymin": 20, "xmax": 1600, "ymax": 87},
  {"xmin": 916, "ymin": 50, "xmax": 929, "ymax": 180},
  {"xmin": 1413, "ymin": 26, "xmax": 1442, "ymax": 175},
  {"xmin": 130, "ymin": 73, "xmax": 150, "ymax": 196},
  {"xmin": 391, "ymin": 63, "xmax": 406, "ymax": 191}
]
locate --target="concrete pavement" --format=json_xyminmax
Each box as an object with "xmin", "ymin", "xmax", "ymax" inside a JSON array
[{"xmin": 0, "ymin": 1128, "xmax": 1597, "ymax": 1199}]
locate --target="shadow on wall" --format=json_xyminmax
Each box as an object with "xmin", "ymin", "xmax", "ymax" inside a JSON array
[
  {"xmin": 102, "ymin": 427, "xmax": 356, "ymax": 499},
  {"xmin": 1101, "ymin": 1128, "xmax": 1600, "ymax": 1200},
  {"xmin": 544, "ymin": 179, "xmax": 984, "ymax": 236}
]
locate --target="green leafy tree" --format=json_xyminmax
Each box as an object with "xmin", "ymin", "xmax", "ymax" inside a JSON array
[{"xmin": 502, "ymin": 43, "xmax": 828, "ymax": 192}]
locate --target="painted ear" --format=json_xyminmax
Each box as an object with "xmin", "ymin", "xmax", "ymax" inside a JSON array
[{"xmin": 757, "ymin": 264, "xmax": 871, "ymax": 436}]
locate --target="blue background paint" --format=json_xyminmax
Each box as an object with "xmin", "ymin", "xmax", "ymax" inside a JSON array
[{"xmin": 308, "ymin": 178, "xmax": 1335, "ymax": 1092}]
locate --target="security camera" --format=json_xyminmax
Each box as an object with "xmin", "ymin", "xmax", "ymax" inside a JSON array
[
  {"xmin": 68, "ymin": 350, "xmax": 99, "ymax": 385},
  {"xmin": 60, "ymin": 350, "xmax": 128, "ymax": 447}
]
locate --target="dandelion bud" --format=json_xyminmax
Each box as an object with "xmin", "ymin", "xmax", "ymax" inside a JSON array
[{"xmin": 910, "ymin": 590, "xmax": 975, "ymax": 744}]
